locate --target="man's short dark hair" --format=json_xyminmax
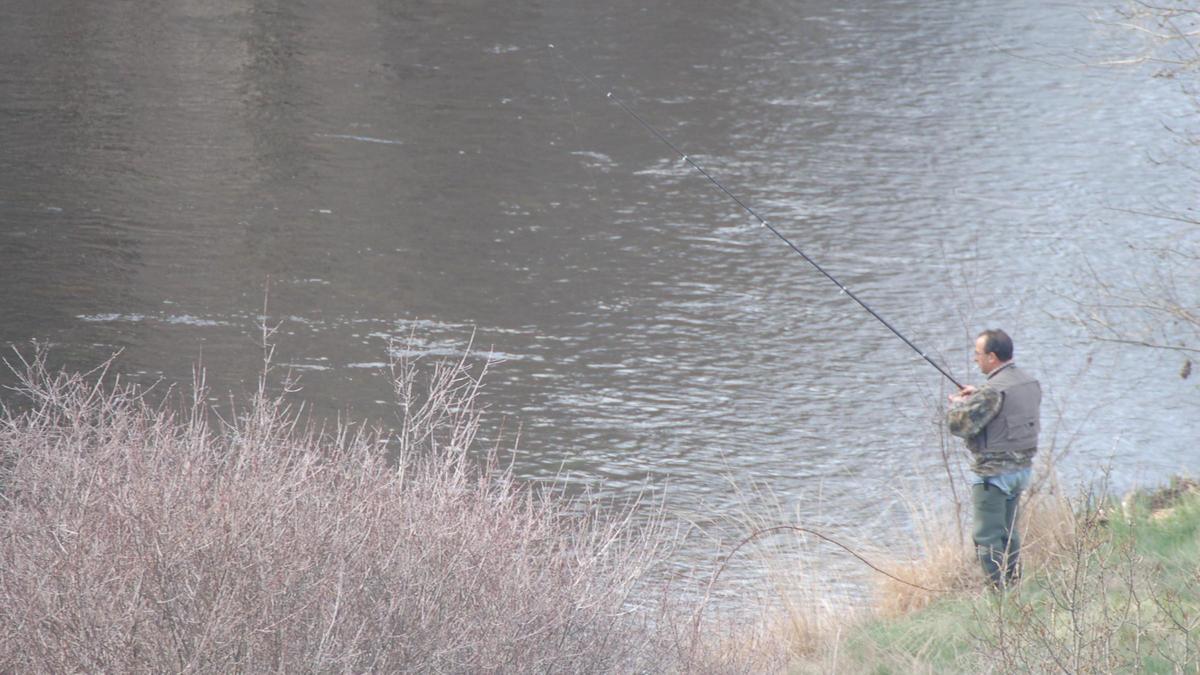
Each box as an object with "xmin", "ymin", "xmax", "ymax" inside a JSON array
[{"xmin": 978, "ymin": 329, "xmax": 1014, "ymax": 362}]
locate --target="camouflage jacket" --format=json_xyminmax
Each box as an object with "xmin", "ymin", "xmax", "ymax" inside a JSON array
[{"xmin": 947, "ymin": 387, "xmax": 1003, "ymax": 441}]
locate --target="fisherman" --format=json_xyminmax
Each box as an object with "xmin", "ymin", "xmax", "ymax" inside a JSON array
[{"xmin": 947, "ymin": 329, "xmax": 1041, "ymax": 589}]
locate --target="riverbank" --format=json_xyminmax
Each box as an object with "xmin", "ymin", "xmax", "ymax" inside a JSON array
[
  {"xmin": 2, "ymin": 352, "xmax": 1195, "ymax": 672},
  {"xmin": 789, "ymin": 477, "xmax": 1200, "ymax": 672}
]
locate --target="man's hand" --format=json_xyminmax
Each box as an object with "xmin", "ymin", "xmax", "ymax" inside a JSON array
[
  {"xmin": 946, "ymin": 384, "xmax": 1003, "ymax": 439},
  {"xmin": 948, "ymin": 385, "xmax": 977, "ymax": 404}
]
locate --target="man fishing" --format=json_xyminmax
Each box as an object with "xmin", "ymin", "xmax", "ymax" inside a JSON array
[
  {"xmin": 947, "ymin": 329, "xmax": 1041, "ymax": 589},
  {"xmin": 591, "ymin": 73, "xmax": 1044, "ymax": 590}
]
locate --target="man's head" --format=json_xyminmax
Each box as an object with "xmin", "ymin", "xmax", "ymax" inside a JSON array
[{"xmin": 974, "ymin": 329, "xmax": 1014, "ymax": 375}]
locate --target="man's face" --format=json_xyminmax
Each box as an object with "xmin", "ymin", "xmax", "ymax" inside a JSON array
[{"xmin": 974, "ymin": 336, "xmax": 998, "ymax": 375}]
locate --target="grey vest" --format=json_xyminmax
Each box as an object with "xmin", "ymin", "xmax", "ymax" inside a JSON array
[{"xmin": 971, "ymin": 363, "xmax": 1041, "ymax": 475}]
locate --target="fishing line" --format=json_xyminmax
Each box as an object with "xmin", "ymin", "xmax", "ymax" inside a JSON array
[
  {"xmin": 687, "ymin": 522, "xmax": 950, "ymax": 640},
  {"xmin": 712, "ymin": 524, "xmax": 951, "ymax": 595},
  {"xmin": 549, "ymin": 45, "xmax": 963, "ymax": 390},
  {"xmin": 547, "ymin": 42, "xmax": 603, "ymax": 200}
]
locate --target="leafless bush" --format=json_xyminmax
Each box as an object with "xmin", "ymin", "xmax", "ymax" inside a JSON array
[
  {"xmin": 1097, "ymin": 1, "xmax": 1200, "ymax": 76},
  {"xmin": 1067, "ymin": 1, "xmax": 1200, "ymax": 376},
  {"xmin": 0, "ymin": 346, "xmax": 746, "ymax": 672},
  {"xmin": 976, "ymin": 483, "xmax": 1200, "ymax": 674},
  {"xmin": 1061, "ymin": 245, "xmax": 1200, "ymax": 371},
  {"xmin": 975, "ymin": 490, "xmax": 1146, "ymax": 673}
]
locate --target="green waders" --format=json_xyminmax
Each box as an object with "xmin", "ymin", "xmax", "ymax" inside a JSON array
[{"xmin": 972, "ymin": 481, "xmax": 1022, "ymax": 589}]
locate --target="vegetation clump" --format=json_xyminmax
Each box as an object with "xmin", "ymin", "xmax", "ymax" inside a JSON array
[{"xmin": 0, "ymin": 350, "xmax": 784, "ymax": 673}]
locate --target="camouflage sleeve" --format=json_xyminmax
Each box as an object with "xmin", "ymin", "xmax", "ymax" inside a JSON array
[{"xmin": 946, "ymin": 387, "xmax": 1003, "ymax": 439}]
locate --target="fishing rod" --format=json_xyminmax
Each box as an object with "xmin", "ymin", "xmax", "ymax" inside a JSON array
[{"xmin": 553, "ymin": 47, "xmax": 964, "ymax": 390}]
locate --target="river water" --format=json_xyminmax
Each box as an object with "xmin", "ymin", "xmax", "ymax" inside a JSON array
[{"xmin": 2, "ymin": 0, "xmax": 1196, "ymax": 595}]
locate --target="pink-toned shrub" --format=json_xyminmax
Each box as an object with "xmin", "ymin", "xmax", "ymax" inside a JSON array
[{"xmin": 0, "ymin": 351, "xmax": 688, "ymax": 672}]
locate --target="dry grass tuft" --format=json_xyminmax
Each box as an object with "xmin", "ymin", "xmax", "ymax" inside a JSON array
[
  {"xmin": 1016, "ymin": 477, "xmax": 1078, "ymax": 572},
  {"xmin": 876, "ymin": 546, "xmax": 975, "ymax": 617},
  {"xmin": 874, "ymin": 446, "xmax": 1081, "ymax": 617},
  {"xmin": 870, "ymin": 478, "xmax": 975, "ymax": 617}
]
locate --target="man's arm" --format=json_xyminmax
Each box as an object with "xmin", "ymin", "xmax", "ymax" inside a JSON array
[{"xmin": 946, "ymin": 386, "xmax": 1003, "ymax": 439}]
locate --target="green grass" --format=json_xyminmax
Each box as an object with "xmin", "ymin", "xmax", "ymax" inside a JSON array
[
  {"xmin": 812, "ymin": 485, "xmax": 1200, "ymax": 673},
  {"xmin": 1125, "ymin": 496, "xmax": 1200, "ymax": 560},
  {"xmin": 836, "ymin": 596, "xmax": 984, "ymax": 673}
]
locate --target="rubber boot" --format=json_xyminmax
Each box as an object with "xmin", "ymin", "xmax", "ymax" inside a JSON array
[
  {"xmin": 977, "ymin": 545, "xmax": 1005, "ymax": 590},
  {"xmin": 1003, "ymin": 550, "xmax": 1021, "ymax": 587}
]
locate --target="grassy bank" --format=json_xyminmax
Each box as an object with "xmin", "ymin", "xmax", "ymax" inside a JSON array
[{"xmin": 797, "ymin": 478, "xmax": 1200, "ymax": 673}]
